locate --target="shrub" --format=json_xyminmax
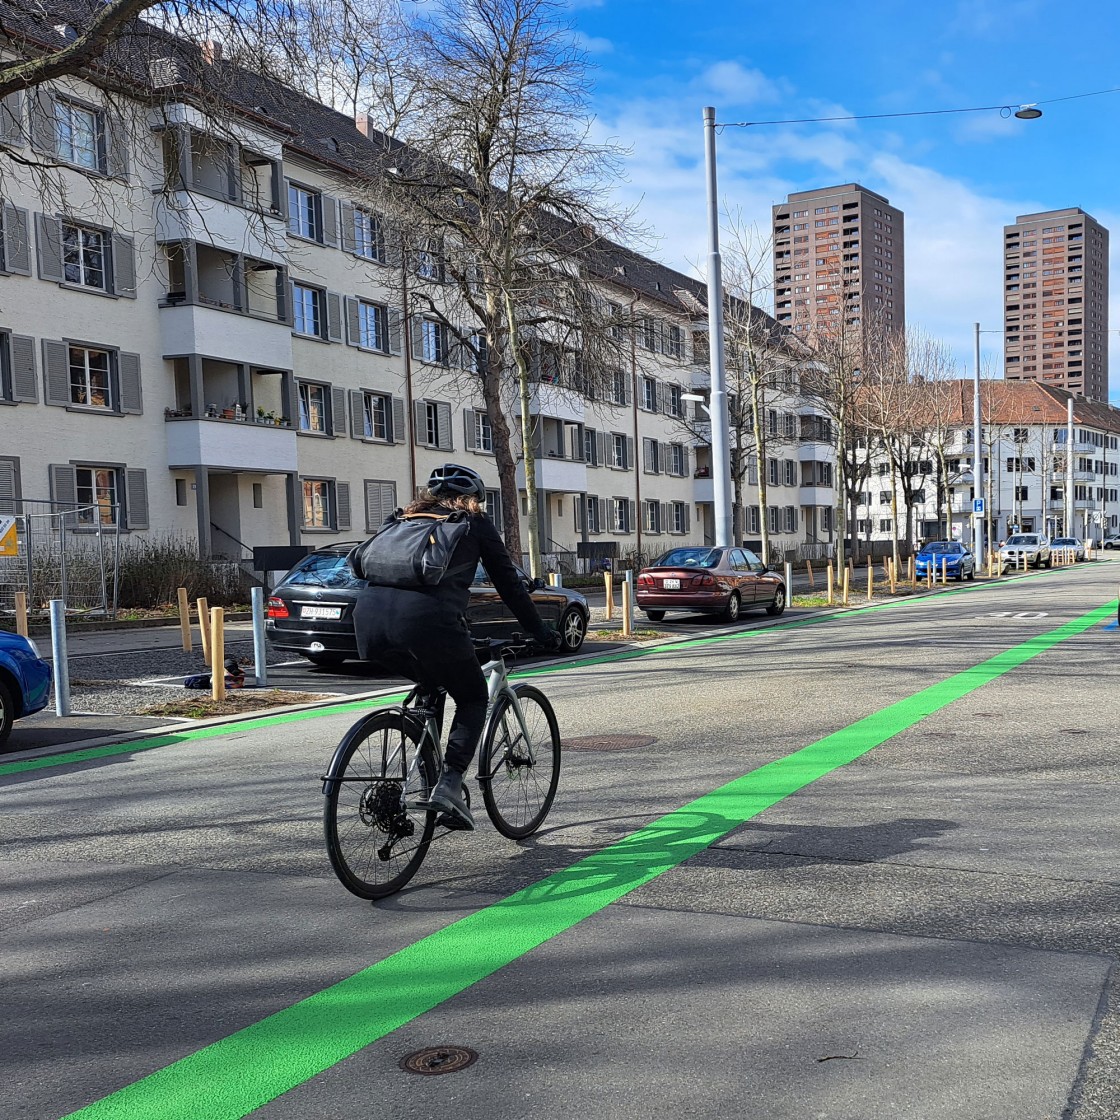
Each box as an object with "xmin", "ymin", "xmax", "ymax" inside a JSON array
[{"xmin": 113, "ymin": 534, "xmax": 248, "ymax": 609}]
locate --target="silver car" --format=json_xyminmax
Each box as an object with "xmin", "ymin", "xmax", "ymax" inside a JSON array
[
  {"xmin": 1051, "ymin": 537, "xmax": 1086, "ymax": 562},
  {"xmin": 999, "ymin": 533, "xmax": 1051, "ymax": 571}
]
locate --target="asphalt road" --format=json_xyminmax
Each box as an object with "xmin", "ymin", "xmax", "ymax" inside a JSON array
[{"xmin": 2, "ymin": 560, "xmax": 1119, "ymax": 1120}]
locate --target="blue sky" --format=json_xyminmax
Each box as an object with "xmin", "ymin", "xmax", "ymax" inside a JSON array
[{"xmin": 567, "ymin": 0, "xmax": 1120, "ymax": 400}]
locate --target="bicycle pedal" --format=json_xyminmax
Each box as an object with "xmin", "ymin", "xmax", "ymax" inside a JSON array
[{"xmin": 437, "ymin": 812, "xmax": 474, "ymax": 832}]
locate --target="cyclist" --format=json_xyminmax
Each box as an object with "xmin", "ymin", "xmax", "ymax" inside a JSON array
[{"xmin": 353, "ymin": 463, "xmax": 558, "ymax": 830}]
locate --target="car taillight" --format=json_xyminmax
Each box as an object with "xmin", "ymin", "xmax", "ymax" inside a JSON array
[
  {"xmin": 691, "ymin": 574, "xmax": 715, "ymax": 587},
  {"xmin": 637, "ymin": 573, "xmax": 653, "ymax": 588},
  {"xmin": 266, "ymin": 597, "xmax": 289, "ymax": 619}
]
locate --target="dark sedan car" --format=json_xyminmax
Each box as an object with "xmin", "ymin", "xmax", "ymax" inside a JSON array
[
  {"xmin": 266, "ymin": 544, "xmax": 590, "ymax": 665},
  {"xmin": 0, "ymin": 630, "xmax": 52, "ymax": 748},
  {"xmin": 635, "ymin": 546, "xmax": 786, "ymax": 623}
]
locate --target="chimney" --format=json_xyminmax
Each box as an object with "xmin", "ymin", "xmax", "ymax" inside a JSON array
[
  {"xmin": 202, "ymin": 40, "xmax": 223, "ymax": 66},
  {"xmin": 355, "ymin": 112, "xmax": 375, "ymax": 138}
]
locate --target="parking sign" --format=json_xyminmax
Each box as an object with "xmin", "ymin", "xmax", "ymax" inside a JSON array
[{"xmin": 972, "ymin": 498, "xmax": 985, "ymax": 515}]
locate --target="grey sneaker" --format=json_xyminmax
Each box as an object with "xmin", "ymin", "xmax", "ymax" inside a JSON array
[{"xmin": 427, "ymin": 770, "xmax": 475, "ymax": 831}]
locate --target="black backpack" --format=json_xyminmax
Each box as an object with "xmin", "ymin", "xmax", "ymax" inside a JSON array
[{"xmin": 348, "ymin": 509, "xmax": 472, "ymax": 589}]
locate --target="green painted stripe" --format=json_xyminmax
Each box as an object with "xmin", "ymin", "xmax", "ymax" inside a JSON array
[
  {"xmin": 0, "ymin": 567, "xmax": 1074, "ymax": 777},
  {"xmin": 58, "ymin": 599, "xmax": 1116, "ymax": 1120}
]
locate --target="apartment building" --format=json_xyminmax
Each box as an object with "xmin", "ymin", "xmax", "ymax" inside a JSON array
[
  {"xmin": 1002, "ymin": 207, "xmax": 1110, "ymax": 402},
  {"xmin": 855, "ymin": 381, "xmax": 1120, "ymax": 548},
  {"xmin": 772, "ymin": 183, "xmax": 905, "ymax": 345},
  {"xmin": 0, "ymin": 19, "xmax": 837, "ymax": 573}
]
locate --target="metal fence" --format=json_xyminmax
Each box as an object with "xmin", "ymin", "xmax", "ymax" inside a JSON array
[{"xmin": 0, "ymin": 500, "xmax": 120, "ymax": 619}]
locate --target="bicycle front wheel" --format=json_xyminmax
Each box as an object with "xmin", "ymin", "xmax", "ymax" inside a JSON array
[
  {"xmin": 479, "ymin": 684, "xmax": 561, "ymax": 839},
  {"xmin": 323, "ymin": 710, "xmax": 438, "ymax": 899}
]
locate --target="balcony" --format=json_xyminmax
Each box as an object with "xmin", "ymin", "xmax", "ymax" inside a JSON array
[
  {"xmin": 160, "ymin": 303, "xmax": 293, "ymax": 368},
  {"xmin": 797, "ymin": 441, "xmax": 833, "ymax": 462},
  {"xmin": 530, "ymin": 382, "xmax": 584, "ymax": 424},
  {"xmin": 155, "ymin": 191, "xmax": 287, "ymax": 263},
  {"xmin": 692, "ymin": 475, "xmax": 713, "ymax": 503},
  {"xmin": 517, "ymin": 455, "xmax": 587, "ymax": 493},
  {"xmin": 799, "ymin": 485, "xmax": 834, "ymax": 506},
  {"xmin": 165, "ymin": 417, "xmax": 298, "ymax": 473}
]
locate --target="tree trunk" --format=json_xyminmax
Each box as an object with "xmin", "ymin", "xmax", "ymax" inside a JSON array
[{"xmin": 504, "ymin": 288, "xmax": 541, "ymax": 578}]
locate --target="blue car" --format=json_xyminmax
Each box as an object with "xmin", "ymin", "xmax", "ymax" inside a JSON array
[
  {"xmin": 0, "ymin": 631, "xmax": 52, "ymax": 748},
  {"xmin": 915, "ymin": 540, "xmax": 975, "ymax": 582}
]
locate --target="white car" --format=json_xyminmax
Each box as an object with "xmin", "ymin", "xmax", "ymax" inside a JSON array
[
  {"xmin": 999, "ymin": 533, "xmax": 1051, "ymax": 571},
  {"xmin": 1102, "ymin": 535, "xmax": 1120, "ymax": 551},
  {"xmin": 1051, "ymin": 537, "xmax": 1086, "ymax": 562}
]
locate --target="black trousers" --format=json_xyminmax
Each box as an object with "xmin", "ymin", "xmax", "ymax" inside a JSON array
[{"xmin": 354, "ymin": 588, "xmax": 488, "ymax": 774}]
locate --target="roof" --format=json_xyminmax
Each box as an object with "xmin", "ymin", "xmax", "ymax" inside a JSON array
[{"xmin": 927, "ymin": 379, "xmax": 1120, "ymax": 433}]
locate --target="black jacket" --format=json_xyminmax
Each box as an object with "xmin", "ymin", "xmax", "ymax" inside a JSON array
[{"xmin": 366, "ymin": 510, "xmax": 548, "ymax": 639}]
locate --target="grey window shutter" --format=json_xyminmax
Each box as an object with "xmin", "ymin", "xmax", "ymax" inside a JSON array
[
  {"xmin": 225, "ymin": 142, "xmax": 241, "ymax": 204},
  {"xmin": 684, "ymin": 503, "xmax": 691, "ymax": 533},
  {"xmin": 643, "ymin": 438, "xmax": 653, "ymax": 474},
  {"xmin": 660, "ymin": 502, "xmax": 670, "ymax": 534},
  {"xmin": 628, "ymin": 500, "xmax": 636, "ymax": 533},
  {"xmin": 321, "ymin": 195, "xmax": 338, "ymax": 247},
  {"xmin": 660, "ymin": 441, "xmax": 671, "ymax": 474},
  {"xmin": 117, "ymin": 352, "xmax": 143, "ymax": 413},
  {"xmin": 344, "ymin": 297, "xmax": 360, "ymax": 346},
  {"xmin": 29, "ymin": 89, "xmax": 55, "ymax": 154},
  {"xmin": 42, "ymin": 339, "xmax": 70, "ymax": 405},
  {"xmin": 9, "ymin": 335, "xmax": 37, "ymax": 401},
  {"xmin": 0, "ymin": 458, "xmax": 16, "ymax": 514},
  {"xmin": 2, "ymin": 204, "xmax": 30, "ymax": 274},
  {"xmin": 464, "ymin": 409, "xmax": 477, "ymax": 450},
  {"xmin": 35, "ymin": 213, "xmax": 63, "ymax": 281},
  {"xmin": 104, "ymin": 114, "xmax": 129, "ymax": 179},
  {"xmin": 390, "ymin": 396, "xmax": 406, "ymax": 444},
  {"xmin": 124, "ymin": 468, "xmax": 149, "ymax": 528},
  {"xmin": 364, "ymin": 480, "xmax": 380, "ymax": 530},
  {"xmin": 335, "ymin": 481, "xmax": 351, "ymax": 530},
  {"xmin": 331, "ymin": 386, "xmax": 347, "ymax": 436},
  {"xmin": 409, "ymin": 315, "xmax": 424, "ymax": 360},
  {"xmin": 625, "ymin": 436, "xmax": 634, "ymax": 471},
  {"xmin": 284, "ymin": 178, "xmax": 297, "ymax": 234},
  {"xmin": 0, "ymin": 90, "xmax": 22, "ymax": 146},
  {"xmin": 349, "ymin": 390, "xmax": 364, "ymax": 439},
  {"xmin": 413, "ymin": 400, "xmax": 427, "ymax": 445},
  {"xmin": 654, "ymin": 381, "xmax": 664, "ymax": 413},
  {"xmin": 623, "ymin": 375, "xmax": 633, "ymax": 406},
  {"xmin": 339, "ymin": 201, "xmax": 356, "ymax": 253},
  {"xmin": 111, "ymin": 232, "xmax": 136, "ymax": 297},
  {"xmin": 49, "ymin": 464, "xmax": 78, "ymax": 520},
  {"xmin": 597, "ymin": 498, "xmax": 607, "ymax": 533},
  {"xmin": 277, "ymin": 272, "xmax": 292, "ymax": 324},
  {"xmin": 596, "ymin": 431, "xmax": 606, "ymax": 467},
  {"xmin": 436, "ymin": 401, "xmax": 453, "ymax": 451},
  {"xmin": 387, "ymin": 308, "xmax": 403, "ymax": 355},
  {"xmin": 326, "ymin": 291, "xmax": 343, "ymax": 342}
]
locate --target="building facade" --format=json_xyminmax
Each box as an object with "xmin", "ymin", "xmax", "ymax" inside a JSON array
[
  {"xmin": 772, "ymin": 183, "xmax": 905, "ymax": 344},
  {"xmin": 0, "ymin": 27, "xmax": 839, "ymax": 581},
  {"xmin": 1002, "ymin": 207, "xmax": 1110, "ymax": 402}
]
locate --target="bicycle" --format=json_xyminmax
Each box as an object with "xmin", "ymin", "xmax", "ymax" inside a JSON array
[{"xmin": 321, "ymin": 636, "xmax": 561, "ymax": 899}]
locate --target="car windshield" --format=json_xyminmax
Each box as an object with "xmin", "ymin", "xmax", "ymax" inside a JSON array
[
  {"xmin": 1053, "ymin": 538, "xmax": 1077, "ymax": 546},
  {"xmin": 279, "ymin": 552, "xmax": 362, "ymax": 589},
  {"xmin": 1006, "ymin": 535, "xmax": 1038, "ymax": 546},
  {"xmin": 655, "ymin": 548, "xmax": 721, "ymax": 569},
  {"xmin": 921, "ymin": 542, "xmax": 961, "ymax": 554},
  {"xmin": 473, "ymin": 562, "xmax": 528, "ymax": 587}
]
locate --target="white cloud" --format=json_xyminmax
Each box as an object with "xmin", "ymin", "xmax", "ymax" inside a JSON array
[
  {"xmin": 698, "ymin": 61, "xmax": 786, "ymax": 107},
  {"xmin": 571, "ymin": 30, "xmax": 613, "ymax": 54}
]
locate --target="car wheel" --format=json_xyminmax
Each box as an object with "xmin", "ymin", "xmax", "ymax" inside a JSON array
[
  {"xmin": 766, "ymin": 586, "xmax": 786, "ymax": 617},
  {"xmin": 644, "ymin": 610, "xmax": 666, "ymax": 622},
  {"xmin": 306, "ymin": 652, "xmax": 347, "ymax": 666},
  {"xmin": 0, "ymin": 678, "xmax": 14, "ymax": 748},
  {"xmin": 955, "ymin": 569, "xmax": 964, "ymax": 582},
  {"xmin": 558, "ymin": 608, "xmax": 587, "ymax": 653},
  {"xmin": 722, "ymin": 591, "xmax": 741, "ymax": 623},
  {"xmin": 1045, "ymin": 556, "xmax": 1052, "ymax": 569},
  {"xmin": 967, "ymin": 568, "xmax": 975, "ymax": 581}
]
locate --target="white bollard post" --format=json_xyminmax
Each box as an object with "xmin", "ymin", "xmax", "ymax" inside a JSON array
[
  {"xmin": 251, "ymin": 585, "xmax": 269, "ymax": 687},
  {"xmin": 49, "ymin": 598, "xmax": 71, "ymax": 717},
  {"xmin": 784, "ymin": 561, "xmax": 793, "ymax": 601}
]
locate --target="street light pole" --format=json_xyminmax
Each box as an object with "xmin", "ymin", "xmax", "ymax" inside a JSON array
[
  {"xmin": 973, "ymin": 322, "xmax": 984, "ymax": 563},
  {"xmin": 1065, "ymin": 396, "xmax": 1074, "ymax": 536},
  {"xmin": 703, "ymin": 106, "xmax": 733, "ymax": 549}
]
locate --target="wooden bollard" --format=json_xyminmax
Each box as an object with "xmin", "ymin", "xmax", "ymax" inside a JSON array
[
  {"xmin": 197, "ymin": 596, "xmax": 211, "ymax": 665},
  {"xmin": 909, "ymin": 555, "xmax": 916, "ymax": 588},
  {"xmin": 621, "ymin": 578, "xmax": 632, "ymax": 637},
  {"xmin": 14, "ymin": 590, "xmax": 28, "ymax": 637},
  {"xmin": 882, "ymin": 557, "xmax": 890, "ymax": 580},
  {"xmin": 806, "ymin": 560, "xmax": 815, "ymax": 589},
  {"xmin": 826, "ymin": 562, "xmax": 835, "ymax": 606},
  {"xmin": 177, "ymin": 587, "xmax": 192, "ymax": 652},
  {"xmin": 603, "ymin": 571, "xmax": 613, "ymax": 620},
  {"xmin": 867, "ymin": 559, "xmax": 874, "ymax": 601},
  {"xmin": 889, "ymin": 558, "xmax": 897, "ymax": 595},
  {"xmin": 842, "ymin": 567, "xmax": 850, "ymax": 606},
  {"xmin": 210, "ymin": 607, "xmax": 225, "ymax": 701},
  {"xmin": 941, "ymin": 557, "xmax": 948, "ymax": 585}
]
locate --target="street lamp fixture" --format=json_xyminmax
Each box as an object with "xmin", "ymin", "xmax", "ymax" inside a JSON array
[{"xmin": 1014, "ymin": 104, "xmax": 1043, "ymax": 119}]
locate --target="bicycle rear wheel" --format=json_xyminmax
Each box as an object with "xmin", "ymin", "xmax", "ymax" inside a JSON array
[
  {"xmin": 479, "ymin": 684, "xmax": 561, "ymax": 839},
  {"xmin": 323, "ymin": 710, "xmax": 438, "ymax": 899}
]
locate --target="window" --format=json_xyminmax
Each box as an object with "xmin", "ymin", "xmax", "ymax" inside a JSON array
[
  {"xmin": 672, "ymin": 501, "xmax": 688, "ymax": 534},
  {"xmin": 55, "ymin": 98, "xmax": 101, "ymax": 170},
  {"xmin": 356, "ymin": 300, "xmax": 386, "ymax": 351},
  {"xmin": 667, "ymin": 383, "xmax": 683, "ymax": 418},
  {"xmin": 583, "ymin": 495, "xmax": 601, "ymax": 534},
  {"xmin": 644, "ymin": 499, "xmax": 662, "ymax": 533},
  {"xmin": 416, "ymin": 239, "xmax": 443, "ymax": 281},
  {"xmin": 783, "ymin": 460, "xmax": 796, "ymax": 487},
  {"xmin": 288, "ymin": 184, "xmax": 321, "ymax": 241},
  {"xmin": 75, "ymin": 466, "xmax": 119, "ymax": 525},
  {"xmin": 302, "ymin": 479, "xmax": 331, "ymax": 528},
  {"xmin": 641, "ymin": 377, "xmax": 657, "ymax": 411},
  {"xmin": 293, "ymin": 283, "xmax": 323, "ymax": 337},
  {"xmin": 670, "ymin": 443, "xmax": 686, "ymax": 477},
  {"xmin": 879, "ymin": 518, "xmax": 892, "ymax": 532},
  {"xmin": 783, "ymin": 507, "xmax": 797, "ymax": 533},
  {"xmin": 175, "ymin": 478, "xmax": 187, "ymax": 506},
  {"xmin": 611, "ymin": 369, "xmax": 628, "ymax": 405},
  {"xmin": 415, "ymin": 400, "xmax": 453, "ymax": 450},
  {"xmin": 642, "ymin": 437, "xmax": 661, "ymax": 474},
  {"xmin": 297, "ymin": 382, "xmax": 327, "ymax": 433},
  {"xmin": 421, "ymin": 319, "xmax": 446, "ymax": 364},
  {"xmin": 879, "ymin": 492, "xmax": 891, "ymax": 505},
  {"xmin": 353, "ymin": 209, "xmax": 385, "ymax": 262},
  {"xmin": 583, "ymin": 428, "xmax": 598, "ymax": 466},
  {"xmin": 666, "ymin": 324, "xmax": 683, "ymax": 359},
  {"xmin": 68, "ymin": 346, "xmax": 111, "ymax": 409},
  {"xmin": 768, "ymin": 458, "xmax": 779, "ymax": 486},
  {"xmin": 613, "ymin": 498, "xmax": 631, "ymax": 533},
  {"xmin": 1015, "ymin": 486, "xmax": 1029, "ymax": 501},
  {"xmin": 362, "ymin": 393, "xmax": 388, "ymax": 440},
  {"xmin": 612, "ymin": 433, "xmax": 628, "ymax": 470},
  {"xmin": 475, "ymin": 410, "xmax": 493, "ymax": 453},
  {"xmin": 62, "ymin": 223, "xmax": 106, "ymax": 290}
]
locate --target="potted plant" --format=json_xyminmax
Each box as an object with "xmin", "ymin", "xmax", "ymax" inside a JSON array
[{"xmin": 257, "ymin": 406, "xmax": 268, "ymax": 424}]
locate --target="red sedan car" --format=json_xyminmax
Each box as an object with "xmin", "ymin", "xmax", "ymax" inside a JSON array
[{"xmin": 636, "ymin": 546, "xmax": 786, "ymax": 623}]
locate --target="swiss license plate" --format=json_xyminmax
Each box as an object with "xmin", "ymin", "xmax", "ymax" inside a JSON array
[
  {"xmin": 662, "ymin": 578, "xmax": 681, "ymax": 590},
  {"xmin": 301, "ymin": 604, "xmax": 343, "ymax": 620}
]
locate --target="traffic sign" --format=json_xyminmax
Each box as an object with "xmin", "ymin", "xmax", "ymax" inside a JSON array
[
  {"xmin": 972, "ymin": 498, "xmax": 985, "ymax": 515},
  {"xmin": 0, "ymin": 516, "xmax": 16, "ymax": 557}
]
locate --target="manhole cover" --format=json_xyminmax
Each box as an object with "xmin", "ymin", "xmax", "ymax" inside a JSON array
[
  {"xmin": 562, "ymin": 734, "xmax": 657, "ymax": 751},
  {"xmin": 399, "ymin": 1046, "xmax": 479, "ymax": 1075}
]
